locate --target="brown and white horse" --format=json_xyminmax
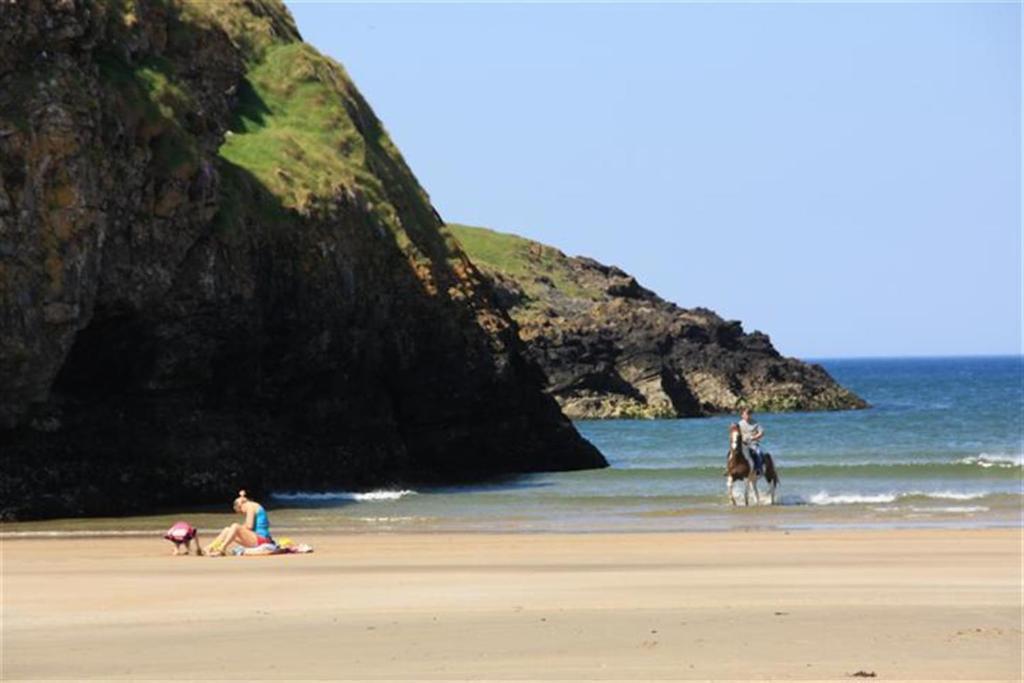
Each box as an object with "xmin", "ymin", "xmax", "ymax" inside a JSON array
[{"xmin": 726, "ymin": 424, "xmax": 780, "ymax": 505}]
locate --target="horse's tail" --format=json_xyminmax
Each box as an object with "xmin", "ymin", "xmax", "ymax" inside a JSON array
[{"xmin": 764, "ymin": 454, "xmax": 779, "ymax": 485}]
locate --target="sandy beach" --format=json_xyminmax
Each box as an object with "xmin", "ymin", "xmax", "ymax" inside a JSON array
[{"xmin": 3, "ymin": 528, "xmax": 1021, "ymax": 680}]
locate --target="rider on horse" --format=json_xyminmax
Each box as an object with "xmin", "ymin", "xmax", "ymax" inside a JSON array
[{"xmin": 738, "ymin": 408, "xmax": 765, "ymax": 475}]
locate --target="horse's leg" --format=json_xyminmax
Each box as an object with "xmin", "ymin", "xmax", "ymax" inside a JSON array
[
  {"xmin": 727, "ymin": 476, "xmax": 736, "ymax": 506},
  {"xmin": 750, "ymin": 476, "xmax": 760, "ymax": 505},
  {"xmin": 767, "ymin": 456, "xmax": 780, "ymax": 505}
]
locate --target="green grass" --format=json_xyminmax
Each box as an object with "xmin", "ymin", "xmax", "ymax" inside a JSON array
[
  {"xmin": 94, "ymin": 0, "xmax": 446, "ymax": 259},
  {"xmin": 217, "ymin": 43, "xmax": 407, "ymax": 240},
  {"xmin": 96, "ymin": 51, "xmax": 197, "ymax": 177},
  {"xmin": 219, "ymin": 45, "xmax": 362, "ymax": 203},
  {"xmin": 448, "ymin": 224, "xmax": 596, "ymax": 302},
  {"xmin": 447, "ymin": 225, "xmax": 536, "ymax": 274}
]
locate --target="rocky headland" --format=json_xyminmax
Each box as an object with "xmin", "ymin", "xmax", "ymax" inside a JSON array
[
  {"xmin": 0, "ymin": 0, "xmax": 604, "ymax": 520},
  {"xmin": 450, "ymin": 225, "xmax": 867, "ymax": 419}
]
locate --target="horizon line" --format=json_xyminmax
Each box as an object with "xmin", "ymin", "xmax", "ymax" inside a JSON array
[{"xmin": 803, "ymin": 353, "xmax": 1023, "ymax": 361}]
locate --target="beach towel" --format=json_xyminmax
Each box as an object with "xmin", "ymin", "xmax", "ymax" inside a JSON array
[
  {"xmin": 276, "ymin": 537, "xmax": 314, "ymax": 553},
  {"xmin": 231, "ymin": 538, "xmax": 314, "ymax": 556},
  {"xmin": 232, "ymin": 542, "xmax": 279, "ymax": 556}
]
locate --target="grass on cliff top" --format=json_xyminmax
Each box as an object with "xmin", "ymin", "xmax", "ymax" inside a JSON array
[
  {"xmin": 217, "ymin": 42, "xmax": 407, "ymax": 234},
  {"xmin": 183, "ymin": 0, "xmax": 411, "ymax": 221},
  {"xmin": 101, "ymin": 0, "xmax": 454, "ymax": 269},
  {"xmin": 448, "ymin": 224, "xmax": 596, "ymax": 302}
]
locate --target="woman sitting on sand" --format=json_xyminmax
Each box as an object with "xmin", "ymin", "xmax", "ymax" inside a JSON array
[{"xmin": 205, "ymin": 490, "xmax": 273, "ymax": 556}]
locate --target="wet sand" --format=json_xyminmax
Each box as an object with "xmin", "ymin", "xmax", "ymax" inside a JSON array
[{"xmin": 3, "ymin": 528, "xmax": 1021, "ymax": 680}]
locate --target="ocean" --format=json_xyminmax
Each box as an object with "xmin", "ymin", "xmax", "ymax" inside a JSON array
[{"xmin": 4, "ymin": 356, "xmax": 1021, "ymax": 536}]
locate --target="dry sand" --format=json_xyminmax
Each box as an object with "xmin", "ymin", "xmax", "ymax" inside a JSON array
[{"xmin": 2, "ymin": 528, "xmax": 1021, "ymax": 680}]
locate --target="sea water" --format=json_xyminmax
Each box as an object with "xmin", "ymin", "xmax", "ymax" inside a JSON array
[{"xmin": 4, "ymin": 357, "xmax": 1021, "ymax": 536}]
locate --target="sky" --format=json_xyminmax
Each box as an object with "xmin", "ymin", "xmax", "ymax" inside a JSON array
[{"xmin": 284, "ymin": 1, "xmax": 1020, "ymax": 359}]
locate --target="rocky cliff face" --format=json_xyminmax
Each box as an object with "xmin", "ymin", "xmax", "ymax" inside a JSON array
[
  {"xmin": 0, "ymin": 0, "xmax": 604, "ymax": 520},
  {"xmin": 450, "ymin": 225, "xmax": 867, "ymax": 419}
]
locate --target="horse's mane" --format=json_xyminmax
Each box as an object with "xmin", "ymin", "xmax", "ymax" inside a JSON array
[
  {"xmin": 729, "ymin": 423, "xmax": 743, "ymax": 448},
  {"xmin": 727, "ymin": 423, "xmax": 749, "ymax": 473}
]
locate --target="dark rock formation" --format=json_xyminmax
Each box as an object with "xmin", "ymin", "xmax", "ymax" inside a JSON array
[
  {"xmin": 0, "ymin": 0, "xmax": 604, "ymax": 520},
  {"xmin": 450, "ymin": 225, "xmax": 868, "ymax": 419}
]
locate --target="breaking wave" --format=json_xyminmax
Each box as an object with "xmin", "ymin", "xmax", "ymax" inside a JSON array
[
  {"xmin": 957, "ymin": 453, "xmax": 1023, "ymax": 469},
  {"xmin": 272, "ymin": 489, "xmax": 417, "ymax": 503},
  {"xmin": 805, "ymin": 490, "xmax": 993, "ymax": 506}
]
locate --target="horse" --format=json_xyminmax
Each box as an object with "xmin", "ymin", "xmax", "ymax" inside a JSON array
[{"xmin": 725, "ymin": 424, "xmax": 780, "ymax": 505}]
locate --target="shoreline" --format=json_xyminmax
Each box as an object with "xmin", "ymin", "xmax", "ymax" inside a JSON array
[
  {"xmin": 5, "ymin": 527, "xmax": 1022, "ymax": 680},
  {"xmin": 3, "ymin": 497, "xmax": 1020, "ymax": 538},
  {"xmin": 2, "ymin": 517, "xmax": 1022, "ymax": 539}
]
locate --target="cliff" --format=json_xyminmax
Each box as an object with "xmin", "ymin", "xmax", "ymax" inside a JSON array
[
  {"xmin": 0, "ymin": 0, "xmax": 604, "ymax": 520},
  {"xmin": 450, "ymin": 225, "xmax": 867, "ymax": 419}
]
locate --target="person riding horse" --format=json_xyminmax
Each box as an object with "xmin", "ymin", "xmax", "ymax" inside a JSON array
[
  {"xmin": 725, "ymin": 414, "xmax": 780, "ymax": 506},
  {"xmin": 738, "ymin": 408, "xmax": 765, "ymax": 475}
]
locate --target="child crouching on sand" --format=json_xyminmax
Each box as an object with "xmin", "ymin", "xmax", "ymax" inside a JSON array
[{"xmin": 164, "ymin": 521, "xmax": 203, "ymax": 555}]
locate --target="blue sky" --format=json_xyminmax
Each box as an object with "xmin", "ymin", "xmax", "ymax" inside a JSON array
[{"xmin": 284, "ymin": 1, "xmax": 1020, "ymax": 359}]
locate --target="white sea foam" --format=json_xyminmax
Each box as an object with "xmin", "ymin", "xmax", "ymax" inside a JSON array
[
  {"xmin": 272, "ymin": 489, "xmax": 417, "ymax": 503},
  {"xmin": 958, "ymin": 453, "xmax": 1024, "ymax": 469},
  {"xmin": 807, "ymin": 490, "xmax": 992, "ymax": 506},
  {"xmin": 908, "ymin": 506, "xmax": 989, "ymax": 514},
  {"xmin": 808, "ymin": 492, "xmax": 897, "ymax": 505},
  {"xmin": 912, "ymin": 490, "xmax": 988, "ymax": 501},
  {"xmin": 352, "ymin": 490, "xmax": 417, "ymax": 502}
]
